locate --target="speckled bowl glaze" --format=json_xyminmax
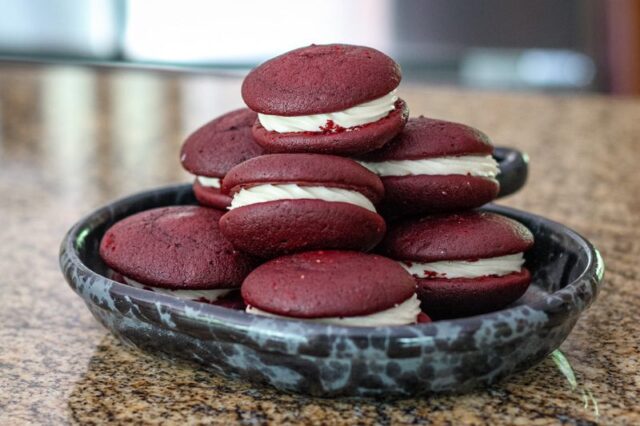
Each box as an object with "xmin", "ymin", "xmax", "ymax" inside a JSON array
[
  {"xmin": 494, "ymin": 146, "xmax": 528, "ymax": 198},
  {"xmin": 59, "ymin": 163, "xmax": 603, "ymax": 398}
]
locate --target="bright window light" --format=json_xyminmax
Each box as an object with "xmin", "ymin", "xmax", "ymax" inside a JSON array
[
  {"xmin": 0, "ymin": 0, "xmax": 117, "ymax": 57},
  {"xmin": 123, "ymin": 0, "xmax": 392, "ymax": 64},
  {"xmin": 517, "ymin": 50, "xmax": 595, "ymax": 87},
  {"xmin": 461, "ymin": 48, "xmax": 595, "ymax": 89}
]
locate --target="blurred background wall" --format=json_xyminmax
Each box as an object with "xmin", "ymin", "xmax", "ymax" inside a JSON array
[{"xmin": 0, "ymin": 0, "xmax": 638, "ymax": 94}]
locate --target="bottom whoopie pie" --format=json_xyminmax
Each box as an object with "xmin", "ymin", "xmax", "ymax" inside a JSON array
[
  {"xmin": 379, "ymin": 211, "xmax": 534, "ymax": 319},
  {"xmin": 242, "ymin": 250, "xmax": 430, "ymax": 326},
  {"xmin": 100, "ymin": 206, "xmax": 257, "ymax": 304}
]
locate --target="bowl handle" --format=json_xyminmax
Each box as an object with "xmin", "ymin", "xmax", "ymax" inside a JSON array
[{"xmin": 494, "ymin": 147, "xmax": 529, "ymax": 198}]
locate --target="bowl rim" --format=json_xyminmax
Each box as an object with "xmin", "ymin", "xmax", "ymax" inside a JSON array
[{"xmin": 60, "ymin": 184, "xmax": 604, "ymax": 346}]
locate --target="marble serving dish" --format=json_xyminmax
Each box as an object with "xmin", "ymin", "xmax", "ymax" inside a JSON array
[{"xmin": 59, "ymin": 149, "xmax": 603, "ymax": 397}]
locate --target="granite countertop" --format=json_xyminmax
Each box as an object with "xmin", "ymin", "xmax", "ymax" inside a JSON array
[{"xmin": 1, "ymin": 63, "xmax": 639, "ymax": 425}]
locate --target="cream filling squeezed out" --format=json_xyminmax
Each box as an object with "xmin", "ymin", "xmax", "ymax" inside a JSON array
[
  {"xmin": 358, "ymin": 155, "xmax": 499, "ymax": 178},
  {"xmin": 229, "ymin": 183, "xmax": 376, "ymax": 212},
  {"xmin": 399, "ymin": 253, "xmax": 525, "ymax": 279},
  {"xmin": 246, "ymin": 294, "xmax": 422, "ymax": 327},
  {"xmin": 258, "ymin": 89, "xmax": 398, "ymax": 133},
  {"xmin": 123, "ymin": 277, "xmax": 232, "ymax": 302},
  {"xmin": 196, "ymin": 176, "xmax": 221, "ymax": 188}
]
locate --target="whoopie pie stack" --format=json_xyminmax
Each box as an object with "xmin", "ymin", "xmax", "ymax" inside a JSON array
[{"xmin": 101, "ymin": 43, "xmax": 534, "ymax": 325}]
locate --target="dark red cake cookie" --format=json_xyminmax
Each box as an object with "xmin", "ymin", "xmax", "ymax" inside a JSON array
[
  {"xmin": 242, "ymin": 44, "xmax": 408, "ymax": 155},
  {"xmin": 242, "ymin": 251, "xmax": 422, "ymax": 326},
  {"xmin": 378, "ymin": 211, "xmax": 534, "ymax": 319},
  {"xmin": 180, "ymin": 108, "xmax": 264, "ymax": 209},
  {"xmin": 100, "ymin": 206, "xmax": 257, "ymax": 303},
  {"xmin": 220, "ymin": 154, "xmax": 386, "ymax": 258},
  {"xmin": 357, "ymin": 117, "xmax": 500, "ymax": 217}
]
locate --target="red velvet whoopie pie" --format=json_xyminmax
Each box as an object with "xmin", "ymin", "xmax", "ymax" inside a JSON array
[
  {"xmin": 100, "ymin": 206, "xmax": 257, "ymax": 304},
  {"xmin": 378, "ymin": 211, "xmax": 534, "ymax": 319},
  {"xmin": 242, "ymin": 250, "xmax": 427, "ymax": 326},
  {"xmin": 357, "ymin": 117, "xmax": 500, "ymax": 218},
  {"xmin": 219, "ymin": 154, "xmax": 386, "ymax": 258},
  {"xmin": 242, "ymin": 44, "xmax": 409, "ymax": 156},
  {"xmin": 180, "ymin": 108, "xmax": 265, "ymax": 209}
]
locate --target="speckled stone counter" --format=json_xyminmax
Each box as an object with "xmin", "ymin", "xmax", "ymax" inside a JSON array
[{"xmin": 1, "ymin": 64, "xmax": 639, "ymax": 425}]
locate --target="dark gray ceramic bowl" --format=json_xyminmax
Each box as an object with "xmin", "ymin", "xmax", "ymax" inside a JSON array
[{"xmin": 59, "ymin": 164, "xmax": 603, "ymax": 398}]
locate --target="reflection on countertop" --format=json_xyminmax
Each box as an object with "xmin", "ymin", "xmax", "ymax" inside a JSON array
[{"xmin": 1, "ymin": 63, "xmax": 639, "ymax": 424}]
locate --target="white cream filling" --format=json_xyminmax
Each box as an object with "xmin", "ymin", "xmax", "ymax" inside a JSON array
[
  {"xmin": 358, "ymin": 155, "xmax": 499, "ymax": 178},
  {"xmin": 258, "ymin": 89, "xmax": 398, "ymax": 133},
  {"xmin": 229, "ymin": 183, "xmax": 376, "ymax": 212},
  {"xmin": 246, "ymin": 294, "xmax": 421, "ymax": 327},
  {"xmin": 196, "ymin": 176, "xmax": 221, "ymax": 189},
  {"xmin": 123, "ymin": 277, "xmax": 232, "ymax": 302},
  {"xmin": 400, "ymin": 253, "xmax": 524, "ymax": 279}
]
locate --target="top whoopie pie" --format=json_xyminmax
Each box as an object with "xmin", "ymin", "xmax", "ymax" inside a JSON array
[
  {"xmin": 180, "ymin": 108, "xmax": 265, "ymax": 209},
  {"xmin": 100, "ymin": 206, "xmax": 257, "ymax": 303},
  {"xmin": 357, "ymin": 117, "xmax": 500, "ymax": 218},
  {"xmin": 242, "ymin": 44, "xmax": 409, "ymax": 155},
  {"xmin": 242, "ymin": 250, "xmax": 423, "ymax": 326},
  {"xmin": 219, "ymin": 154, "xmax": 386, "ymax": 258},
  {"xmin": 379, "ymin": 211, "xmax": 534, "ymax": 318}
]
